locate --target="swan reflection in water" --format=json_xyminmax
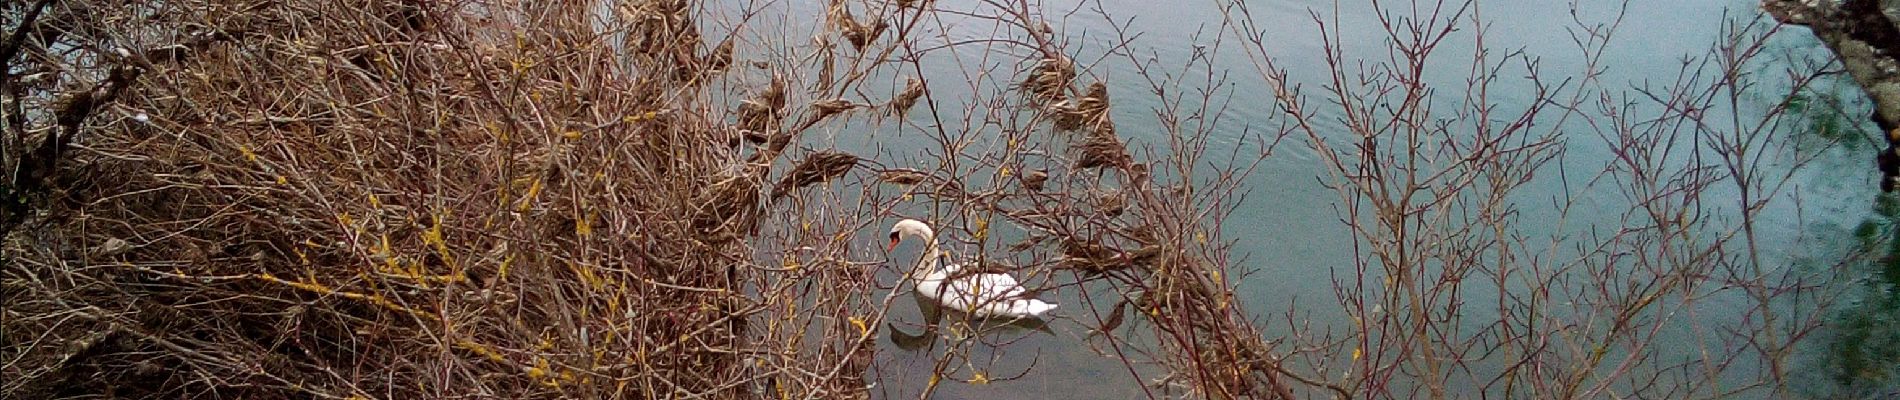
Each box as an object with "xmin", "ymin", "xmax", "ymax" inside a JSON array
[{"xmin": 887, "ymin": 289, "xmax": 1056, "ymax": 351}]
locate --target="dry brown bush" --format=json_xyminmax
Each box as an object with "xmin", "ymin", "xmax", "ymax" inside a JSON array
[
  {"xmin": 1, "ymin": 0, "xmax": 1298, "ymax": 398},
  {"xmin": 4, "ymin": 0, "xmax": 787, "ymax": 397}
]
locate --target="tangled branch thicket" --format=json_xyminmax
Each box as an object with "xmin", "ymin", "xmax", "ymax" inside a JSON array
[
  {"xmin": 0, "ymin": 0, "xmax": 1289, "ymax": 398},
  {"xmin": 2, "ymin": 0, "xmax": 1882, "ymax": 398}
]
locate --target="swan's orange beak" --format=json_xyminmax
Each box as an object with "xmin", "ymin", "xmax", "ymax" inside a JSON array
[{"xmin": 886, "ymin": 233, "xmax": 900, "ymax": 251}]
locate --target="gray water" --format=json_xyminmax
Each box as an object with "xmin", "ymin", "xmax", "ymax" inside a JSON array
[{"xmin": 709, "ymin": 0, "xmax": 1887, "ymax": 397}]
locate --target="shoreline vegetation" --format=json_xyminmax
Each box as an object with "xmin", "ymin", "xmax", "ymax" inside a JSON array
[
  {"xmin": 2, "ymin": 0, "xmax": 1288, "ymax": 397},
  {"xmin": 3, "ymin": 0, "xmax": 1894, "ymax": 398}
]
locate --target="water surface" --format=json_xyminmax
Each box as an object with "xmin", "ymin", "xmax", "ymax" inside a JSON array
[{"xmin": 713, "ymin": 0, "xmax": 1887, "ymax": 397}]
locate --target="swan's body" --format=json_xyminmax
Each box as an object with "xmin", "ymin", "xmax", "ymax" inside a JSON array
[{"xmin": 889, "ymin": 219, "xmax": 1057, "ymax": 318}]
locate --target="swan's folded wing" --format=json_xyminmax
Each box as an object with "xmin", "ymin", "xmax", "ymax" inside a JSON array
[
  {"xmin": 974, "ymin": 273, "xmax": 1028, "ymax": 298},
  {"xmin": 940, "ymin": 273, "xmax": 1024, "ymax": 302}
]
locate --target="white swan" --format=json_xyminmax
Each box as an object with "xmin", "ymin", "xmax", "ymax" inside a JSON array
[{"xmin": 886, "ymin": 219, "xmax": 1058, "ymax": 319}]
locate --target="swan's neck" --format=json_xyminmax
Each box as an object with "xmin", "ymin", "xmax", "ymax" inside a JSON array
[{"xmin": 913, "ymin": 231, "xmax": 947, "ymax": 280}]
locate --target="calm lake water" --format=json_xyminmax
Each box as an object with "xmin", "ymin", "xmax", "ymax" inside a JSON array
[{"xmin": 707, "ymin": 0, "xmax": 1891, "ymax": 397}]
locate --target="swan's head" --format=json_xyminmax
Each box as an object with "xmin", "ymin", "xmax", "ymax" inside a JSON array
[{"xmin": 887, "ymin": 219, "xmax": 933, "ymax": 251}]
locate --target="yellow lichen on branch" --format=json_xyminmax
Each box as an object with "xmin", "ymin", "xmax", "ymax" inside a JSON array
[{"xmin": 254, "ymin": 273, "xmax": 437, "ymax": 322}]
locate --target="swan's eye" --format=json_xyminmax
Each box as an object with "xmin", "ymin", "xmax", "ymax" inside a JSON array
[{"xmin": 887, "ymin": 232, "xmax": 899, "ymax": 242}]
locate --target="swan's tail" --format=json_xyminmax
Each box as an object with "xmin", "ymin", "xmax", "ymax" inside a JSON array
[{"xmin": 1014, "ymin": 299, "xmax": 1058, "ymax": 317}]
